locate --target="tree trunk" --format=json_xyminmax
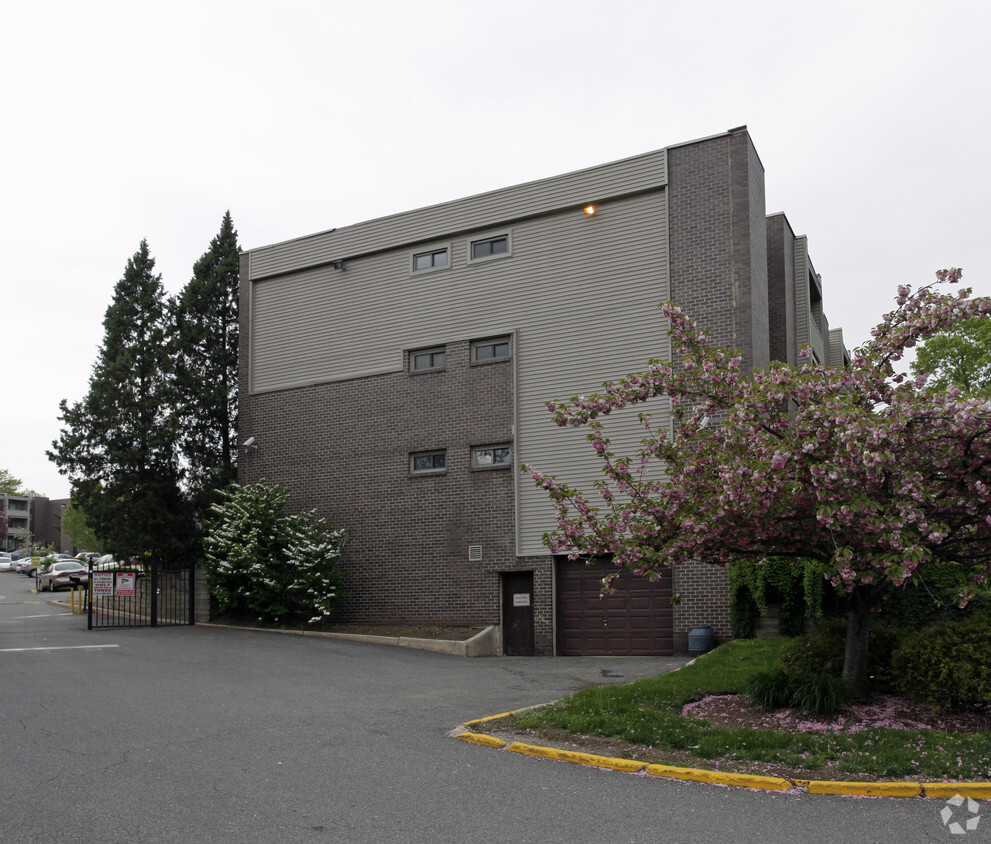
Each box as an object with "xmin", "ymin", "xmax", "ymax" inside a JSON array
[{"xmin": 842, "ymin": 584, "xmax": 873, "ymax": 699}]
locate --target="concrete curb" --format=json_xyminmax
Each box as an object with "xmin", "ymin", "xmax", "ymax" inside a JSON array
[
  {"xmin": 454, "ymin": 713, "xmax": 991, "ymax": 799},
  {"xmin": 196, "ymin": 622, "xmax": 499, "ymax": 656}
]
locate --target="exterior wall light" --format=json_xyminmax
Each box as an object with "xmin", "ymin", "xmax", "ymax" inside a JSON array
[{"xmin": 583, "ymin": 204, "xmax": 597, "ymax": 216}]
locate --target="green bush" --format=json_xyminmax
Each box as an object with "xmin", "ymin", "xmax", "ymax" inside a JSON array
[
  {"xmin": 891, "ymin": 615, "xmax": 991, "ymax": 710},
  {"xmin": 745, "ymin": 668, "xmax": 794, "ymax": 710},
  {"xmin": 876, "ymin": 581, "xmax": 991, "ymax": 630},
  {"xmin": 729, "ymin": 583, "xmax": 760, "ymax": 639},
  {"xmin": 778, "ymin": 617, "xmax": 903, "ymax": 693},
  {"xmin": 203, "ymin": 482, "xmax": 347, "ymax": 626},
  {"xmin": 779, "ymin": 617, "xmax": 846, "ymax": 677},
  {"xmin": 746, "ymin": 667, "xmax": 847, "ymax": 718},
  {"xmin": 791, "ymin": 672, "xmax": 849, "ymax": 718}
]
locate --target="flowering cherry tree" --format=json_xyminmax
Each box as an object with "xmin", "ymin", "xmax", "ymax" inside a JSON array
[{"xmin": 526, "ymin": 269, "xmax": 991, "ymax": 697}]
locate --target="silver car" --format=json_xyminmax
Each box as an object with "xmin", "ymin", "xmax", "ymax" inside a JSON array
[{"xmin": 38, "ymin": 561, "xmax": 89, "ymax": 592}]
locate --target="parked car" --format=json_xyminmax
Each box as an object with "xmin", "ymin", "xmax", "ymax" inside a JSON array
[
  {"xmin": 17, "ymin": 557, "xmax": 46, "ymax": 576},
  {"xmin": 76, "ymin": 552, "xmax": 101, "ymax": 565},
  {"xmin": 0, "ymin": 555, "xmax": 13, "ymax": 571},
  {"xmin": 38, "ymin": 561, "xmax": 89, "ymax": 592},
  {"xmin": 19, "ymin": 555, "xmax": 59, "ymax": 577},
  {"xmin": 92, "ymin": 554, "xmax": 119, "ymax": 571}
]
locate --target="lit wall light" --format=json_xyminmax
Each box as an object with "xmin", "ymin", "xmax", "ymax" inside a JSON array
[{"xmin": 583, "ymin": 204, "xmax": 597, "ymax": 216}]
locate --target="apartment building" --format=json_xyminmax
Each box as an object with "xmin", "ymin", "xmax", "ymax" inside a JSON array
[{"xmin": 238, "ymin": 126, "xmax": 848, "ymax": 655}]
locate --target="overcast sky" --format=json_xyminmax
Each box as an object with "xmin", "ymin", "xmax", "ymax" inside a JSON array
[{"xmin": 4, "ymin": 0, "xmax": 989, "ymax": 500}]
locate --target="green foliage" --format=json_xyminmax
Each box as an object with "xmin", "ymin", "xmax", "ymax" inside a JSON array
[
  {"xmin": 203, "ymin": 482, "xmax": 346, "ymax": 625},
  {"xmin": 48, "ymin": 240, "xmax": 194, "ymax": 563},
  {"xmin": 169, "ymin": 211, "xmax": 240, "ymax": 514},
  {"xmin": 790, "ymin": 672, "xmax": 849, "ymax": 718},
  {"xmin": 729, "ymin": 579, "xmax": 759, "ymax": 638},
  {"xmin": 911, "ymin": 316, "xmax": 991, "ymax": 395},
  {"xmin": 778, "ymin": 618, "xmax": 902, "ymax": 693},
  {"xmin": 745, "ymin": 667, "xmax": 794, "ymax": 710},
  {"xmin": 728, "ymin": 557, "xmax": 827, "ymax": 638},
  {"xmin": 60, "ymin": 500, "xmax": 101, "ymax": 552},
  {"xmin": 874, "ymin": 573, "xmax": 991, "ymax": 630},
  {"xmin": 746, "ymin": 667, "xmax": 848, "ymax": 718},
  {"xmin": 0, "ymin": 468, "xmax": 24, "ymax": 494},
  {"xmin": 503, "ymin": 638, "xmax": 991, "ymax": 779},
  {"xmin": 891, "ymin": 615, "xmax": 991, "ymax": 710}
]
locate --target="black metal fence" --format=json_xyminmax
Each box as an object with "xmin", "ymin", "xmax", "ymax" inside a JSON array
[{"xmin": 88, "ymin": 562, "xmax": 194, "ymax": 630}]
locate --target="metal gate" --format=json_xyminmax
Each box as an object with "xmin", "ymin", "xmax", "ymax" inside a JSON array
[{"xmin": 88, "ymin": 562, "xmax": 194, "ymax": 630}]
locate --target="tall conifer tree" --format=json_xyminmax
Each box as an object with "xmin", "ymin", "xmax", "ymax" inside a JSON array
[
  {"xmin": 169, "ymin": 211, "xmax": 240, "ymax": 514},
  {"xmin": 49, "ymin": 240, "xmax": 192, "ymax": 562}
]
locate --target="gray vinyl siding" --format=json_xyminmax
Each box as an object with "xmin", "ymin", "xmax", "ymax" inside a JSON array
[
  {"xmin": 249, "ymin": 188, "xmax": 671, "ymax": 557},
  {"xmin": 794, "ymin": 235, "xmax": 809, "ymax": 353},
  {"xmin": 248, "ymin": 149, "xmax": 668, "ymax": 281},
  {"xmin": 828, "ymin": 327, "xmax": 850, "ymax": 367}
]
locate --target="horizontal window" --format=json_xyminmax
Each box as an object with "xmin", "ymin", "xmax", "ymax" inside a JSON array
[
  {"xmin": 472, "ymin": 337, "xmax": 511, "ymax": 363},
  {"xmin": 411, "ymin": 346, "xmax": 446, "ymax": 372},
  {"xmin": 411, "ymin": 247, "xmax": 449, "ymax": 273},
  {"xmin": 411, "ymin": 450, "xmax": 447, "ymax": 474},
  {"xmin": 472, "ymin": 444, "xmax": 512, "ymax": 469},
  {"xmin": 468, "ymin": 232, "xmax": 512, "ymax": 263}
]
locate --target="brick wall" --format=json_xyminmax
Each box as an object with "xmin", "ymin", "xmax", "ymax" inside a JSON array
[
  {"xmin": 666, "ymin": 128, "xmax": 768, "ymax": 374},
  {"xmin": 238, "ymin": 328, "xmax": 556, "ymax": 653},
  {"xmin": 664, "ymin": 129, "xmax": 768, "ymax": 645},
  {"xmin": 672, "ymin": 560, "xmax": 731, "ymax": 653},
  {"xmin": 236, "ymin": 130, "xmax": 787, "ymax": 656},
  {"xmin": 767, "ymin": 214, "xmax": 798, "ymax": 366}
]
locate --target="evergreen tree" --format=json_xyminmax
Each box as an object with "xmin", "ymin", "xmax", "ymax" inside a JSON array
[
  {"xmin": 48, "ymin": 240, "xmax": 193, "ymax": 563},
  {"xmin": 169, "ymin": 211, "xmax": 240, "ymax": 514}
]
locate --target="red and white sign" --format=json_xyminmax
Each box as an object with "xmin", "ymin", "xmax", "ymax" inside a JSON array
[
  {"xmin": 92, "ymin": 572, "xmax": 114, "ymax": 596},
  {"xmin": 115, "ymin": 572, "xmax": 136, "ymax": 597}
]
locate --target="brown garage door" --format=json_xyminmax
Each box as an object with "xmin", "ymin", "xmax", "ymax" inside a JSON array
[{"xmin": 557, "ymin": 559, "xmax": 673, "ymax": 656}]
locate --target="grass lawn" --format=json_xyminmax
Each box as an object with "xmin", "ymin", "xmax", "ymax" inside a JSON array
[{"xmin": 490, "ymin": 639, "xmax": 991, "ymax": 781}]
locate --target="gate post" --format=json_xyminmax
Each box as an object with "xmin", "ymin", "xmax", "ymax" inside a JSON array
[
  {"xmin": 150, "ymin": 561, "xmax": 158, "ymax": 626},
  {"xmin": 188, "ymin": 567, "xmax": 196, "ymax": 625}
]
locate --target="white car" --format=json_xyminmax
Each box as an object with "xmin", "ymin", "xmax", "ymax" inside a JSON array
[
  {"xmin": 0, "ymin": 555, "xmax": 13, "ymax": 571},
  {"xmin": 92, "ymin": 554, "xmax": 119, "ymax": 571}
]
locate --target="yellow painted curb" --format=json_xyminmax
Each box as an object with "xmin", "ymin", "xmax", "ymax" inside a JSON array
[
  {"xmin": 456, "ymin": 732, "xmax": 507, "ymax": 749},
  {"xmin": 458, "ymin": 712, "xmax": 991, "ymax": 798},
  {"xmin": 923, "ymin": 782, "xmax": 991, "ymax": 800},
  {"xmin": 508, "ymin": 742, "xmax": 646, "ymax": 773},
  {"xmin": 798, "ymin": 780, "xmax": 921, "ymax": 797},
  {"xmin": 462, "ymin": 711, "xmax": 516, "ymax": 726},
  {"xmin": 645, "ymin": 763, "xmax": 793, "ymax": 791}
]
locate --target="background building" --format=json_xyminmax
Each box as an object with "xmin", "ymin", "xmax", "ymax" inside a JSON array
[
  {"xmin": 238, "ymin": 126, "xmax": 848, "ymax": 655},
  {"xmin": 0, "ymin": 494, "xmax": 68, "ymax": 553}
]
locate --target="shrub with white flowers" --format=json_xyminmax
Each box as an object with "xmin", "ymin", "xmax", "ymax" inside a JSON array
[{"xmin": 203, "ymin": 482, "xmax": 346, "ymax": 625}]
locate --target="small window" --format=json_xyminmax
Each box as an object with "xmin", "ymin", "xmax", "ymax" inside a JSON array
[
  {"xmin": 411, "ymin": 347, "xmax": 446, "ymax": 372},
  {"xmin": 472, "ymin": 337, "xmax": 511, "ymax": 363},
  {"xmin": 411, "ymin": 450, "xmax": 447, "ymax": 474},
  {"xmin": 472, "ymin": 444, "xmax": 512, "ymax": 468},
  {"xmin": 412, "ymin": 248, "xmax": 449, "ymax": 273},
  {"xmin": 469, "ymin": 233, "xmax": 511, "ymax": 262}
]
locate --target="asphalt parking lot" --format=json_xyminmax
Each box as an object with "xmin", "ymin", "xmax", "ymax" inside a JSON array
[{"xmin": 0, "ymin": 572, "xmax": 976, "ymax": 843}]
